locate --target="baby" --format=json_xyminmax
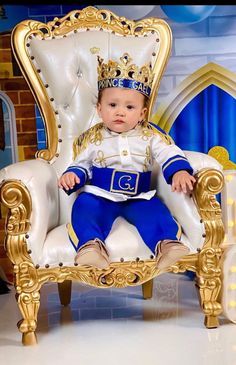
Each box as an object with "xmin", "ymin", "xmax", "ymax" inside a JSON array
[{"xmin": 58, "ymin": 53, "xmax": 196, "ymax": 270}]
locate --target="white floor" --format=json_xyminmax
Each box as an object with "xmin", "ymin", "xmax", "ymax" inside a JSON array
[{"xmin": 1, "ymin": 272, "xmax": 236, "ymax": 365}]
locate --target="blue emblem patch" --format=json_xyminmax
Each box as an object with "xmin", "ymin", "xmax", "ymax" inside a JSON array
[{"xmin": 110, "ymin": 170, "xmax": 139, "ymax": 195}]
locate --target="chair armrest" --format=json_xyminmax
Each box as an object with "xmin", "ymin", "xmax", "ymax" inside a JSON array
[
  {"xmin": 192, "ymin": 168, "xmax": 225, "ymax": 245},
  {"xmin": 0, "ymin": 159, "xmax": 59, "ymax": 263},
  {"xmin": 184, "ymin": 150, "xmax": 223, "ymax": 172},
  {"xmin": 154, "ymin": 151, "xmax": 224, "ymax": 251}
]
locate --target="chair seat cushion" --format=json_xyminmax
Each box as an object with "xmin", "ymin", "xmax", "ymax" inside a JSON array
[{"xmin": 37, "ymin": 217, "xmax": 195, "ymax": 267}]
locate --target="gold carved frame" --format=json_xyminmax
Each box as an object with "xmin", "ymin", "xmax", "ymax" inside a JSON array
[
  {"xmin": 0, "ymin": 7, "xmax": 225, "ymax": 345},
  {"xmin": 11, "ymin": 6, "xmax": 172, "ymax": 162}
]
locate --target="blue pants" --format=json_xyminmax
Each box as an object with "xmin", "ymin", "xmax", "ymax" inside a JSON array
[{"xmin": 67, "ymin": 192, "xmax": 181, "ymax": 254}]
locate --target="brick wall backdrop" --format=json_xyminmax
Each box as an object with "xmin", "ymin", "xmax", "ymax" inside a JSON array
[
  {"xmin": 0, "ymin": 33, "xmax": 37, "ymax": 161},
  {"xmin": 0, "ymin": 32, "xmax": 38, "ymax": 277}
]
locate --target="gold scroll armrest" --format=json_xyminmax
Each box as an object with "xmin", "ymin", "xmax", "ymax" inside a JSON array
[
  {"xmin": 192, "ymin": 167, "xmax": 225, "ymax": 250},
  {"xmin": 0, "ymin": 179, "xmax": 32, "ymax": 266},
  {"xmin": 0, "ymin": 159, "xmax": 59, "ymax": 265}
]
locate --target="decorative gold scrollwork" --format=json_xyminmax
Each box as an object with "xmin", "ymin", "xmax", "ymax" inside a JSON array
[
  {"xmin": 0, "ymin": 180, "xmax": 32, "ymax": 234},
  {"xmin": 199, "ymin": 247, "xmax": 222, "ymax": 277},
  {"xmin": 192, "ymin": 168, "xmax": 225, "ymax": 248},
  {"xmin": 15, "ymin": 261, "xmax": 40, "ymax": 294}
]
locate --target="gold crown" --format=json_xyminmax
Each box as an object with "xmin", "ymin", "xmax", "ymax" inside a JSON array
[{"xmin": 97, "ymin": 53, "xmax": 154, "ymax": 98}]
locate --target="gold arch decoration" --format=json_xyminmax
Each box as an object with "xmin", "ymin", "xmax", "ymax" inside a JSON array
[{"xmin": 151, "ymin": 62, "xmax": 236, "ymax": 132}]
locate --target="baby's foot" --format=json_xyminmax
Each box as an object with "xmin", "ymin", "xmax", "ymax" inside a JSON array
[
  {"xmin": 155, "ymin": 240, "xmax": 190, "ymax": 270},
  {"xmin": 75, "ymin": 238, "xmax": 110, "ymax": 269}
]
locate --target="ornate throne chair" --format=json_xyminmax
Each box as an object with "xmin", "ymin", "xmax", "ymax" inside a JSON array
[{"xmin": 0, "ymin": 6, "xmax": 226, "ymax": 345}]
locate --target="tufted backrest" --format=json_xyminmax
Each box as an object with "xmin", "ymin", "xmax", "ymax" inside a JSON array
[{"xmin": 12, "ymin": 6, "xmax": 172, "ymax": 224}]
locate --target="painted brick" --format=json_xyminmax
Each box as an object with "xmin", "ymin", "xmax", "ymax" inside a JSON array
[
  {"xmin": 170, "ymin": 20, "xmax": 208, "ymax": 39},
  {"xmin": 0, "ymin": 49, "xmax": 11, "ymax": 63},
  {"xmin": 16, "ymin": 119, "xmax": 21, "ymax": 133},
  {"xmin": 61, "ymin": 5, "xmax": 88, "ymax": 15},
  {"xmin": 15, "ymin": 105, "xmax": 35, "ymax": 119},
  {"xmin": 30, "ymin": 16, "xmax": 46, "ymax": 24},
  {"xmin": 35, "ymin": 105, "xmax": 42, "ymax": 118},
  {"xmin": 18, "ymin": 146, "xmax": 25, "ymax": 161},
  {"xmin": 212, "ymin": 5, "xmax": 236, "ymax": 17},
  {"xmin": 0, "ymin": 34, "xmax": 11, "ymax": 49},
  {"xmin": 0, "ymin": 78, "xmax": 28, "ymax": 91},
  {"xmin": 175, "ymin": 35, "xmax": 236, "ymax": 56},
  {"xmin": 209, "ymin": 16, "xmax": 236, "ymax": 36},
  {"xmin": 164, "ymin": 56, "xmax": 208, "ymax": 75},
  {"xmin": 21, "ymin": 118, "xmax": 37, "ymax": 132},
  {"xmin": 158, "ymin": 76, "xmax": 174, "ymax": 94},
  {"xmin": 17, "ymin": 132, "xmax": 37, "ymax": 146},
  {"xmin": 36, "ymin": 116, "xmax": 45, "ymax": 129},
  {"xmin": 38, "ymin": 142, "xmax": 47, "ymax": 150},
  {"xmin": 28, "ymin": 5, "xmax": 62, "ymax": 16},
  {"xmin": 0, "ymin": 63, "xmax": 13, "ymax": 78},
  {"xmin": 19, "ymin": 91, "xmax": 35, "ymax": 104},
  {"xmin": 37, "ymin": 129, "xmax": 46, "ymax": 141},
  {"xmin": 23, "ymin": 146, "xmax": 37, "ymax": 159},
  {"xmin": 5, "ymin": 91, "xmax": 19, "ymax": 104}
]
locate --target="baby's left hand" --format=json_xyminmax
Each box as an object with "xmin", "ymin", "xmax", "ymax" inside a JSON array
[{"xmin": 172, "ymin": 170, "xmax": 196, "ymax": 194}]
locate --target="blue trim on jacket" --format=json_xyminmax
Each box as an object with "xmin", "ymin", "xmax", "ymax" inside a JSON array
[{"xmin": 162, "ymin": 155, "xmax": 193, "ymax": 184}]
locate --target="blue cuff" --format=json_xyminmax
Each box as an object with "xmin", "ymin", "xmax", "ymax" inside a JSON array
[
  {"xmin": 62, "ymin": 166, "xmax": 88, "ymax": 195},
  {"xmin": 162, "ymin": 155, "xmax": 193, "ymax": 184}
]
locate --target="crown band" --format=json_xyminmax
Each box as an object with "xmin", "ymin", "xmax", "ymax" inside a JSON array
[{"xmin": 98, "ymin": 78, "xmax": 151, "ymax": 98}]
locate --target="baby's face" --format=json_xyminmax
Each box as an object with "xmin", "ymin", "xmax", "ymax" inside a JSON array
[{"xmin": 97, "ymin": 88, "xmax": 147, "ymax": 133}]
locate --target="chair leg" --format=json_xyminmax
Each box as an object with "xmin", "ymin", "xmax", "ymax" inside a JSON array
[
  {"xmin": 196, "ymin": 273, "xmax": 222, "ymax": 328},
  {"xmin": 58, "ymin": 280, "xmax": 72, "ymax": 306},
  {"xmin": 16, "ymin": 290, "xmax": 40, "ymax": 346},
  {"xmin": 142, "ymin": 279, "xmax": 153, "ymax": 299}
]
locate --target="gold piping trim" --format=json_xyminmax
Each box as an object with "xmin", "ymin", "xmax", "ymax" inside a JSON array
[
  {"xmin": 173, "ymin": 218, "xmax": 182, "ymax": 240},
  {"xmin": 67, "ymin": 223, "xmax": 79, "ymax": 246}
]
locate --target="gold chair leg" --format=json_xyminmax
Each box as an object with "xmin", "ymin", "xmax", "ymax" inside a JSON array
[
  {"xmin": 58, "ymin": 280, "xmax": 72, "ymax": 306},
  {"xmin": 142, "ymin": 279, "xmax": 153, "ymax": 299},
  {"xmin": 196, "ymin": 274, "xmax": 222, "ymax": 328},
  {"xmin": 16, "ymin": 290, "xmax": 40, "ymax": 346}
]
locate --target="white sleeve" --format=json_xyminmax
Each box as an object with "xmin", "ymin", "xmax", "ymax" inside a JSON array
[{"xmin": 151, "ymin": 135, "xmax": 194, "ymax": 184}]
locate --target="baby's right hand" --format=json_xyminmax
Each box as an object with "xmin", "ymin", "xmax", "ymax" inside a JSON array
[{"xmin": 58, "ymin": 172, "xmax": 80, "ymax": 191}]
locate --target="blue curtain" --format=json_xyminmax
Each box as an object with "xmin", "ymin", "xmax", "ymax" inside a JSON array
[{"xmin": 169, "ymin": 84, "xmax": 236, "ymax": 163}]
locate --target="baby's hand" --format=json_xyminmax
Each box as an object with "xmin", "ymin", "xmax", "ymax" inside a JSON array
[
  {"xmin": 172, "ymin": 170, "xmax": 196, "ymax": 194},
  {"xmin": 58, "ymin": 172, "xmax": 80, "ymax": 191}
]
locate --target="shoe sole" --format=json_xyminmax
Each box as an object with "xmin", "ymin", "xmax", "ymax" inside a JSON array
[
  {"xmin": 157, "ymin": 246, "xmax": 189, "ymax": 270},
  {"xmin": 75, "ymin": 252, "xmax": 110, "ymax": 269}
]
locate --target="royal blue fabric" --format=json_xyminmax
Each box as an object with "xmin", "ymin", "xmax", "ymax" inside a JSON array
[
  {"xmin": 162, "ymin": 155, "xmax": 193, "ymax": 184},
  {"xmin": 91, "ymin": 166, "xmax": 151, "ymax": 195},
  {"xmin": 69, "ymin": 192, "xmax": 180, "ymax": 253},
  {"xmin": 169, "ymin": 85, "xmax": 236, "ymax": 163},
  {"xmin": 98, "ymin": 78, "xmax": 151, "ymax": 97}
]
